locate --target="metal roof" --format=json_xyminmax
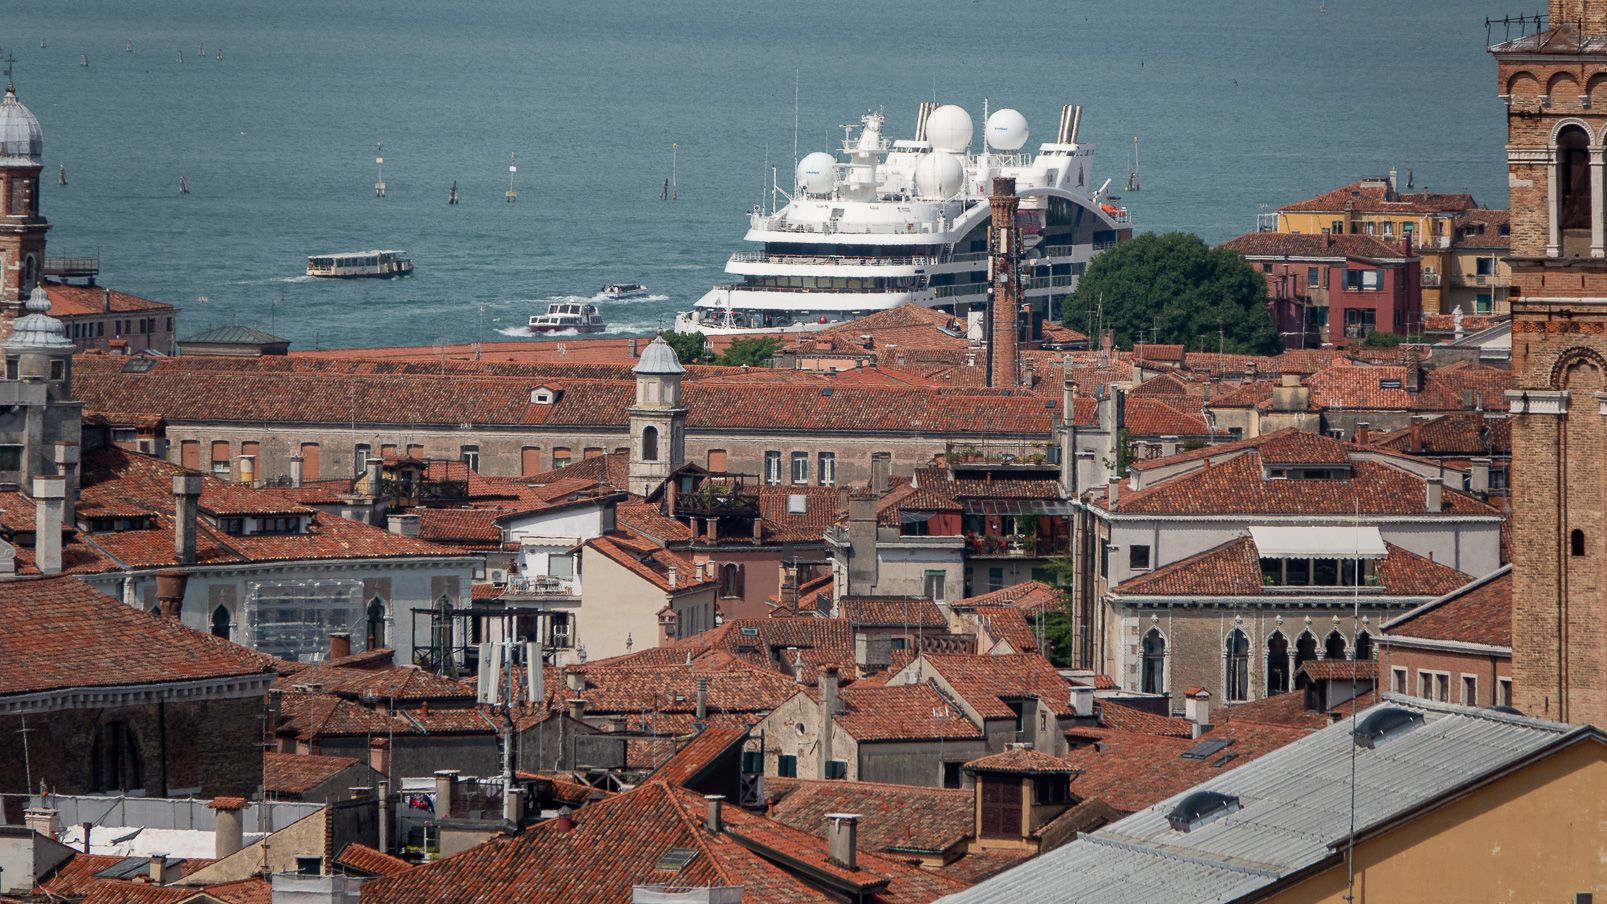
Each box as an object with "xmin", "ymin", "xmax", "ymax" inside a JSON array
[
  {"xmin": 179, "ymin": 325, "xmax": 290, "ymax": 345},
  {"xmin": 0, "ymin": 85, "xmax": 43, "ymax": 166},
  {"xmin": 934, "ymin": 699, "xmax": 1578, "ymax": 904}
]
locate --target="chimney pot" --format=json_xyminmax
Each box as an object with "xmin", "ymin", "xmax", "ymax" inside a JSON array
[
  {"xmin": 154, "ymin": 569, "xmax": 190, "ymax": 618},
  {"xmin": 329, "ymin": 633, "xmax": 351, "ymax": 660},
  {"xmin": 704, "ymin": 795, "xmax": 724, "ymax": 833},
  {"xmin": 1184, "ymin": 687, "xmax": 1212, "ymax": 733},
  {"xmin": 567, "ymin": 698, "xmax": 586, "ymax": 720},
  {"xmin": 148, "ymin": 854, "xmax": 168, "ymax": 885},
  {"xmin": 825, "ymin": 813, "xmax": 861, "ymax": 869}
]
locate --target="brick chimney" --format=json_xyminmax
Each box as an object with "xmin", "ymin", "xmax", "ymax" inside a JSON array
[
  {"xmin": 154, "ymin": 569, "xmax": 189, "ymax": 618},
  {"xmin": 172, "ymin": 474, "xmax": 203, "ymax": 565},
  {"xmin": 987, "ymin": 178, "xmax": 1022, "ymax": 390},
  {"xmin": 433, "ymin": 771, "xmax": 458, "ymax": 819},
  {"xmin": 32, "ymin": 476, "xmax": 64, "ymax": 575},
  {"xmin": 329, "ymin": 632, "xmax": 352, "ymax": 660}
]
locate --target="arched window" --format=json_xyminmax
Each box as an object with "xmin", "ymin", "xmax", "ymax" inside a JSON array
[
  {"xmin": 367, "ymin": 597, "xmax": 387, "ymax": 650},
  {"xmin": 1266, "ymin": 632, "xmax": 1290, "ymax": 696},
  {"xmin": 642, "ymin": 425, "xmax": 659, "ymax": 462},
  {"xmin": 22, "ymin": 254, "xmax": 35, "ymax": 291},
  {"xmin": 211, "ymin": 605, "xmax": 231, "ymax": 639},
  {"xmin": 1294, "ymin": 632, "xmax": 1318, "ymax": 675},
  {"xmin": 1558, "ymin": 125, "xmax": 1592, "ymax": 231},
  {"xmin": 720, "ymin": 563, "xmax": 743, "ymax": 599},
  {"xmin": 1571, "ymin": 529, "xmax": 1586, "ymax": 556},
  {"xmin": 1354, "ymin": 630, "xmax": 1374, "ymax": 661},
  {"xmin": 1325, "ymin": 630, "xmax": 1348, "ymax": 660},
  {"xmin": 1141, "ymin": 629, "xmax": 1166, "ymax": 695},
  {"xmin": 1225, "ymin": 630, "xmax": 1250, "ymax": 702}
]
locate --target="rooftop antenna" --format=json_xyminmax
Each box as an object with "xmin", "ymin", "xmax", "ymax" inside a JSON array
[
  {"xmin": 506, "ymin": 152, "xmax": 518, "ymax": 203},
  {"xmin": 793, "ymin": 69, "xmax": 800, "ymax": 192},
  {"xmin": 375, "ymin": 142, "xmax": 386, "ymax": 198}
]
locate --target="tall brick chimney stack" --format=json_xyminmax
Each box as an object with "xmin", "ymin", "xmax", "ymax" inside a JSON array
[{"xmin": 987, "ymin": 177, "xmax": 1022, "ymax": 390}]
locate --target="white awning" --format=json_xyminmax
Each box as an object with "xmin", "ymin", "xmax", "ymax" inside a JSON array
[
  {"xmin": 1248, "ymin": 525, "xmax": 1387, "ymax": 559},
  {"xmin": 517, "ymin": 536, "xmax": 580, "ymax": 548}
]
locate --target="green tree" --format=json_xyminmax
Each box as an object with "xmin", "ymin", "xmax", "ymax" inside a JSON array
[
  {"xmin": 714, "ymin": 336, "xmax": 780, "ymax": 367},
  {"xmin": 1063, "ymin": 231, "xmax": 1281, "ymax": 355},
  {"xmin": 661, "ymin": 330, "xmax": 712, "ymax": 366},
  {"xmin": 1360, "ymin": 330, "xmax": 1406, "ymax": 347},
  {"xmin": 1035, "ymin": 554, "xmax": 1080, "ymax": 667}
]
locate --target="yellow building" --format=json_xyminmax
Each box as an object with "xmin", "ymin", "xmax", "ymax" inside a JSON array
[{"xmin": 932, "ymin": 701, "xmax": 1607, "ymax": 904}]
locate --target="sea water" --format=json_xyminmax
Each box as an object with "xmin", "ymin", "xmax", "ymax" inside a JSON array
[{"xmin": 9, "ymin": 0, "xmax": 1506, "ymax": 351}]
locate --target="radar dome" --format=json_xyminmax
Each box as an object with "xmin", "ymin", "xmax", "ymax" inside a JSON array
[
  {"xmin": 914, "ymin": 151, "xmax": 964, "ymax": 200},
  {"xmin": 985, "ymin": 108, "xmax": 1029, "ymax": 150},
  {"xmin": 925, "ymin": 105, "xmax": 972, "ymax": 153},
  {"xmin": 796, "ymin": 152, "xmax": 837, "ymax": 196}
]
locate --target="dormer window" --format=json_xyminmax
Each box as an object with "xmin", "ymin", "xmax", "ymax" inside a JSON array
[
  {"xmin": 256, "ymin": 516, "xmax": 301, "ymax": 535},
  {"xmin": 220, "ymin": 517, "xmax": 245, "ymax": 535}
]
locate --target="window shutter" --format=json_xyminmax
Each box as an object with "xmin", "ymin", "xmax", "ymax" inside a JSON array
[{"xmin": 735, "ymin": 563, "xmax": 745, "ymax": 598}]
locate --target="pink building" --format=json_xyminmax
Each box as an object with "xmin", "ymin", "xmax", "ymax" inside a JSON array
[{"xmin": 1221, "ymin": 233, "xmax": 1423, "ymax": 348}]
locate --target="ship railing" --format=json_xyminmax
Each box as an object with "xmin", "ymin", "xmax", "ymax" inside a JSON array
[
  {"xmin": 1040, "ymin": 244, "xmax": 1083, "ymax": 259},
  {"xmin": 712, "ymin": 283, "xmax": 921, "ymax": 294},
  {"xmin": 1091, "ymin": 240, "xmax": 1118, "ymax": 252},
  {"xmin": 933, "ymin": 284, "xmax": 989, "ymax": 299},
  {"xmin": 748, "ymin": 215, "xmax": 951, "ymax": 236},
  {"xmin": 729, "ymin": 251, "xmax": 937, "ymax": 268}
]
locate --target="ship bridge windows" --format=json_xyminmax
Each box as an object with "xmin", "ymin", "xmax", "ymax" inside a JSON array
[{"xmin": 741, "ymin": 275, "xmax": 922, "ymax": 292}]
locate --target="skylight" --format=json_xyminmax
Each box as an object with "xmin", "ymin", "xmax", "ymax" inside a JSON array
[{"xmin": 653, "ymin": 848, "xmax": 699, "ymax": 872}]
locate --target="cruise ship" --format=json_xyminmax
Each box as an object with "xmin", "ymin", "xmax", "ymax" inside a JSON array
[{"xmin": 673, "ymin": 102, "xmax": 1132, "ymax": 335}]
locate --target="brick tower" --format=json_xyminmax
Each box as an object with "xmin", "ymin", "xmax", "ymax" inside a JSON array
[
  {"xmin": 0, "ymin": 73, "xmax": 49, "ymax": 320},
  {"xmin": 1494, "ymin": 0, "xmax": 1607, "ymax": 723},
  {"xmin": 986, "ymin": 177, "xmax": 1021, "ymax": 389}
]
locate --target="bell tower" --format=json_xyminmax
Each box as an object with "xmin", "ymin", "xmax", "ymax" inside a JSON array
[
  {"xmin": 627, "ymin": 333, "xmax": 687, "ymax": 497},
  {"xmin": 0, "ymin": 67, "xmax": 49, "ymax": 318},
  {"xmin": 1495, "ymin": 0, "xmax": 1607, "ymax": 723}
]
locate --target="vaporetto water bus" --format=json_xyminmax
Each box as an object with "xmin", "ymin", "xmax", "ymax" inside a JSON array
[{"xmin": 306, "ymin": 250, "xmax": 414, "ymax": 279}]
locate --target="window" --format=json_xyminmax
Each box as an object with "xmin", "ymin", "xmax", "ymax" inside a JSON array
[
  {"xmin": 1392, "ymin": 667, "xmax": 1408, "ymax": 695},
  {"xmin": 1498, "ymin": 677, "xmax": 1513, "ymax": 707},
  {"xmin": 1461, "ymin": 674, "xmax": 1478, "ymax": 706},
  {"xmin": 764, "ymin": 451, "xmax": 782, "ymax": 485},
  {"xmin": 791, "ymin": 452, "xmax": 808, "ymax": 485},
  {"xmin": 924, "ymin": 570, "xmax": 946, "ymax": 604},
  {"xmin": 707, "ymin": 449, "xmax": 728, "ymax": 471},
  {"xmin": 180, "ymin": 440, "xmax": 200, "ymax": 470},
  {"xmin": 548, "ymin": 554, "xmax": 575, "ymax": 580},
  {"xmin": 1476, "ymin": 256, "xmax": 1495, "ymax": 276},
  {"xmin": 296, "ymin": 858, "xmax": 321, "ymax": 877},
  {"xmin": 460, "ymin": 445, "xmax": 480, "ymax": 472},
  {"xmin": 1419, "ymin": 671, "xmax": 1449, "ymax": 702},
  {"xmin": 1354, "ymin": 630, "xmax": 1373, "ymax": 661},
  {"xmin": 1330, "ymin": 220, "xmax": 1343, "ymax": 235},
  {"xmin": 299, "ymin": 443, "xmax": 321, "ymax": 481},
  {"xmin": 49, "ymin": 359, "xmax": 64, "ymax": 380},
  {"xmin": 720, "ymin": 563, "xmax": 743, "ymax": 599},
  {"xmin": 406, "ymin": 443, "xmax": 425, "ymax": 459},
  {"xmin": 257, "ymin": 517, "xmax": 301, "ymax": 535},
  {"xmin": 220, "ymin": 518, "xmax": 245, "ymax": 535},
  {"xmin": 521, "ymin": 446, "xmax": 542, "ymax": 476},
  {"xmin": 211, "ymin": 440, "xmax": 231, "ymax": 479},
  {"xmin": 1571, "ymin": 529, "xmax": 1586, "ymax": 556},
  {"xmin": 1306, "ymin": 266, "xmax": 1320, "ymax": 288},
  {"xmin": 825, "ymin": 760, "xmax": 848, "ymax": 780},
  {"xmin": 777, "ymin": 754, "xmax": 798, "ymax": 778},
  {"xmin": 354, "ymin": 443, "xmax": 373, "ymax": 474},
  {"xmin": 366, "ymin": 598, "xmax": 387, "ymax": 650},
  {"xmin": 641, "ymin": 426, "xmax": 659, "ymax": 462},
  {"xmin": 5, "ymin": 359, "xmax": 14, "ymax": 380},
  {"xmin": 552, "ymin": 447, "xmax": 572, "ymax": 468},
  {"xmin": 1266, "ymin": 632, "xmax": 1289, "ymax": 696},
  {"xmin": 1324, "ymin": 630, "xmax": 1347, "ymax": 660},
  {"xmin": 1141, "ymin": 629, "xmax": 1166, "ymax": 695},
  {"xmin": 988, "ymin": 567, "xmax": 1004, "ymax": 592},
  {"xmin": 1294, "ymin": 632, "xmax": 1318, "ymax": 674},
  {"xmin": 1035, "ymin": 777, "xmax": 1069, "ymax": 805},
  {"xmin": 1129, "ymin": 544, "xmax": 1151, "ymax": 571},
  {"xmin": 0, "ymin": 444, "xmax": 23, "ymax": 472},
  {"xmin": 1225, "ymin": 629, "xmax": 1250, "ymax": 702},
  {"xmin": 584, "ymin": 447, "xmax": 603, "ymax": 459},
  {"xmin": 211, "ymin": 605, "xmax": 231, "ymax": 639},
  {"xmin": 818, "ymin": 452, "xmax": 836, "ymax": 486},
  {"xmin": 1558, "ymin": 125, "xmax": 1591, "ymax": 230},
  {"xmin": 943, "ymin": 762, "xmax": 964, "ymax": 789}
]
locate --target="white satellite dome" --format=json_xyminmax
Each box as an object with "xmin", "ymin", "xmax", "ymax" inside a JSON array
[
  {"xmin": 914, "ymin": 151, "xmax": 964, "ymax": 200},
  {"xmin": 925, "ymin": 105, "xmax": 972, "ymax": 153},
  {"xmin": 796, "ymin": 152, "xmax": 837, "ymax": 196},
  {"xmin": 985, "ymin": 108, "xmax": 1029, "ymax": 150}
]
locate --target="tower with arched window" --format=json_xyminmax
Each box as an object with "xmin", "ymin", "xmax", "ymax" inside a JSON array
[
  {"xmin": 627, "ymin": 334, "xmax": 687, "ymax": 496},
  {"xmin": 0, "ymin": 74, "xmax": 51, "ymax": 315},
  {"xmin": 1494, "ymin": 2, "xmax": 1607, "ymax": 724}
]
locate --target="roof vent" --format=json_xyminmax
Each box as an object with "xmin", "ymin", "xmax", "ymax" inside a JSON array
[
  {"xmin": 1166, "ymin": 790, "xmax": 1241, "ymax": 832},
  {"xmin": 787, "ymin": 494, "xmax": 807, "ymax": 514},
  {"xmin": 1351, "ymin": 707, "xmax": 1424, "ymax": 749},
  {"xmin": 821, "ymin": 387, "xmax": 834, "ymax": 397}
]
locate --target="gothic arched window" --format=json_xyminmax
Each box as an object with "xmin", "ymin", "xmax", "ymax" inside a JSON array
[{"xmin": 1141, "ymin": 629, "xmax": 1166, "ymax": 695}]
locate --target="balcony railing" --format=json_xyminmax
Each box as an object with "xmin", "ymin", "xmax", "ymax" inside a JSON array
[
  {"xmin": 730, "ymin": 251, "xmax": 937, "ymax": 267},
  {"xmin": 1449, "ymin": 274, "xmax": 1510, "ymax": 288},
  {"xmin": 43, "ymin": 257, "xmax": 100, "ymax": 279},
  {"xmin": 964, "ymin": 535, "xmax": 1072, "ymax": 558},
  {"xmin": 503, "ymin": 575, "xmax": 579, "ymax": 597}
]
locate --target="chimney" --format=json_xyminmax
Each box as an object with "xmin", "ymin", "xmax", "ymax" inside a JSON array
[
  {"xmin": 433, "ymin": 771, "xmax": 459, "ymax": 819},
  {"xmin": 854, "ymin": 633, "xmax": 892, "ymax": 675},
  {"xmin": 104, "ymin": 287, "xmax": 112, "ymax": 313},
  {"xmin": 367, "ymin": 456, "xmax": 383, "ymax": 496},
  {"xmin": 81, "ymin": 822, "xmax": 91, "ymax": 853},
  {"xmin": 818, "ymin": 666, "xmax": 839, "ymax": 779},
  {"xmin": 289, "ymin": 455, "xmax": 304, "ymax": 488},
  {"xmin": 825, "ymin": 813, "xmax": 860, "ymax": 869},
  {"xmin": 54, "ymin": 442, "xmax": 79, "ymax": 525},
  {"xmin": 376, "ymin": 780, "xmax": 391, "ymax": 854},
  {"xmin": 567, "ymin": 698, "xmax": 586, "ymax": 720},
  {"xmin": 239, "ymin": 455, "xmax": 256, "ymax": 487},
  {"xmin": 24, "ymin": 808, "xmax": 61, "ymax": 841},
  {"xmin": 1470, "ymin": 457, "xmax": 1491, "ymax": 495},
  {"xmin": 555, "ymin": 807, "xmax": 575, "ymax": 832},
  {"xmin": 871, "ymin": 454, "xmax": 890, "ymax": 497},
  {"xmin": 154, "ymin": 569, "xmax": 190, "ymax": 618},
  {"xmin": 1425, "ymin": 476, "xmax": 1443, "ymax": 513},
  {"xmin": 668, "ymin": 565, "xmax": 678, "ymax": 589},
  {"xmin": 32, "ymin": 476, "xmax": 64, "ymax": 575},
  {"xmin": 173, "ymin": 474, "xmax": 203, "ymax": 565},
  {"xmin": 1356, "ymin": 422, "xmax": 1370, "ymax": 445},
  {"xmin": 1185, "ymin": 687, "xmax": 1212, "ymax": 737},
  {"xmin": 694, "ymin": 561, "xmax": 706, "ymax": 583},
  {"xmin": 370, "ymin": 738, "xmax": 390, "ymax": 775},
  {"xmin": 329, "ymin": 632, "xmax": 352, "ymax": 660},
  {"xmin": 1107, "ymin": 476, "xmax": 1120, "ymax": 509},
  {"xmin": 1159, "ymin": 436, "xmax": 1178, "ymax": 459},
  {"xmin": 704, "ymin": 795, "xmax": 724, "ymax": 833},
  {"xmin": 696, "ymin": 676, "xmax": 708, "ymax": 720},
  {"xmin": 566, "ymin": 668, "xmax": 584, "ymax": 693},
  {"xmin": 502, "ymin": 785, "xmax": 523, "ymax": 823},
  {"xmin": 1322, "ymin": 231, "xmax": 1333, "ymax": 249},
  {"xmin": 149, "ymin": 854, "xmax": 168, "ymax": 885},
  {"xmin": 387, "ymin": 514, "xmax": 420, "ymax": 538},
  {"xmin": 629, "ymin": 337, "xmax": 639, "ymax": 358},
  {"xmin": 1069, "ymin": 685, "xmax": 1094, "ymax": 718},
  {"xmin": 208, "ymin": 797, "xmax": 247, "ymax": 859}
]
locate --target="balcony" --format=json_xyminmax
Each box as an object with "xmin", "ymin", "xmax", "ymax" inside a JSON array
[
  {"xmin": 1421, "ymin": 273, "xmax": 1441, "ymax": 288},
  {"xmin": 672, "ymin": 473, "xmax": 760, "ymax": 518},
  {"xmin": 1449, "ymin": 274, "xmax": 1511, "ymax": 288},
  {"xmin": 43, "ymin": 256, "xmax": 100, "ymax": 280},
  {"xmin": 497, "ymin": 575, "xmax": 581, "ymax": 606},
  {"xmin": 964, "ymin": 533, "xmax": 1072, "ymax": 559}
]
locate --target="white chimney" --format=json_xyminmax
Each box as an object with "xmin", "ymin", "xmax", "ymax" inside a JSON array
[
  {"xmin": 825, "ymin": 813, "xmax": 860, "ymax": 869},
  {"xmin": 1069, "ymin": 685, "xmax": 1095, "ymax": 718},
  {"xmin": 32, "ymin": 476, "xmax": 64, "ymax": 575},
  {"xmin": 1185, "ymin": 687, "xmax": 1212, "ymax": 736},
  {"xmin": 1424, "ymin": 476, "xmax": 1443, "ymax": 513},
  {"xmin": 289, "ymin": 455, "xmax": 304, "ymax": 488}
]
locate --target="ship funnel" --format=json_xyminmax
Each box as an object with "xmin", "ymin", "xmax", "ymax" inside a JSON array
[
  {"xmin": 1058, "ymin": 105, "xmax": 1083, "ymax": 144},
  {"xmin": 915, "ymin": 102, "xmax": 938, "ymax": 142}
]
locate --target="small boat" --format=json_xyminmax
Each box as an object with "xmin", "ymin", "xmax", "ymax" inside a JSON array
[
  {"xmin": 600, "ymin": 283, "xmax": 647, "ymax": 299},
  {"xmin": 80, "ymin": 54, "xmax": 88, "ymax": 67},
  {"xmin": 306, "ymin": 250, "xmax": 414, "ymax": 279},
  {"xmin": 179, "ymin": 176, "xmax": 189, "ymax": 194},
  {"xmin": 127, "ymin": 40, "xmax": 133, "ymax": 52},
  {"xmin": 529, "ymin": 301, "xmax": 605, "ymax": 334}
]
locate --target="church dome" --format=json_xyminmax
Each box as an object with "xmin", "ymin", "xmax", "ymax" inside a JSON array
[
  {"xmin": 4, "ymin": 285, "xmax": 74, "ymax": 352},
  {"xmin": 633, "ymin": 334, "xmax": 687, "ymax": 375},
  {"xmin": 0, "ymin": 83, "xmax": 44, "ymax": 167}
]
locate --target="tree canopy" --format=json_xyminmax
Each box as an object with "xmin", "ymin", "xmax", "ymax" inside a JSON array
[
  {"xmin": 1360, "ymin": 330, "xmax": 1406, "ymax": 347},
  {"xmin": 1062, "ymin": 231, "xmax": 1281, "ymax": 355},
  {"xmin": 715, "ymin": 336, "xmax": 780, "ymax": 367},
  {"xmin": 662, "ymin": 330, "xmax": 712, "ymax": 366}
]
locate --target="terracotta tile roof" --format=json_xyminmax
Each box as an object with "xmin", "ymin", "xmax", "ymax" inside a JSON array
[
  {"xmin": 523, "ymin": 451, "xmax": 631, "ymax": 490},
  {"xmin": 765, "ymin": 779, "xmax": 975, "ymax": 855},
  {"xmin": 1411, "ymin": 364, "xmax": 1511, "ymax": 413},
  {"xmin": 1383, "ymin": 566, "xmax": 1511, "ymax": 647},
  {"xmin": 1422, "ymin": 312, "xmax": 1506, "ymax": 333},
  {"xmin": 757, "ymin": 486, "xmax": 843, "ymax": 544},
  {"xmin": 275, "ymin": 662, "xmax": 475, "ymax": 703},
  {"xmin": 398, "ymin": 707, "xmax": 498, "ymax": 734},
  {"xmin": 834, "ymin": 684, "xmax": 982, "ymax": 741},
  {"xmin": 616, "ymin": 501, "xmax": 694, "ymax": 544},
  {"xmin": 74, "ymin": 877, "xmax": 270, "ymax": 904},
  {"xmin": 1207, "ymin": 380, "xmax": 1275, "ymax": 408},
  {"xmin": 0, "ymin": 575, "xmax": 275, "ymax": 697},
  {"xmin": 650, "ymin": 725, "xmax": 749, "ymax": 787},
  {"xmin": 1218, "ymin": 687, "xmax": 1378, "ymax": 730},
  {"xmin": 937, "ymin": 850, "xmax": 1035, "ymax": 885},
  {"xmin": 965, "ymin": 747, "xmax": 1079, "ymax": 774},
  {"xmin": 1060, "ymin": 720, "xmax": 1307, "ymax": 812},
  {"xmin": 1219, "ymin": 232, "xmax": 1413, "ymax": 260},
  {"xmin": 1295, "ymin": 660, "xmax": 1378, "ymax": 683},
  {"xmin": 43, "ymin": 281, "xmax": 176, "ymax": 315},
  {"xmin": 586, "ymin": 532, "xmax": 714, "ymax": 595},
  {"xmin": 975, "ymin": 607, "xmax": 1039, "ymax": 654},
  {"xmin": 953, "ymin": 581, "xmax": 1061, "ymax": 616},
  {"xmin": 276, "ymin": 692, "xmax": 413, "ymax": 740},
  {"xmin": 37, "ymin": 855, "xmax": 132, "ymax": 896},
  {"xmin": 558, "ymin": 657, "xmax": 798, "ymax": 716},
  {"xmin": 1122, "ymin": 396, "xmax": 1216, "ymax": 437},
  {"xmin": 335, "ymin": 843, "xmax": 414, "ymax": 878},
  {"xmin": 1114, "ymin": 537, "xmax": 1473, "ymax": 599},
  {"xmin": 1094, "ymin": 701, "xmax": 1196, "ymax": 738},
  {"xmin": 912, "ymin": 653, "xmax": 1075, "ymax": 720},
  {"xmin": 1275, "ymin": 181, "xmax": 1475, "ymax": 215},
  {"xmin": 416, "ymin": 508, "xmax": 505, "ymax": 548},
  {"xmin": 840, "ymin": 596, "xmax": 947, "ymax": 629},
  {"xmin": 262, "ymin": 751, "xmax": 367, "ymax": 795}
]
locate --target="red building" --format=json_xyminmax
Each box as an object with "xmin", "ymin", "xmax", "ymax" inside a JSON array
[{"xmin": 1220, "ymin": 233, "xmax": 1423, "ymax": 348}]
